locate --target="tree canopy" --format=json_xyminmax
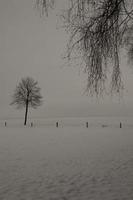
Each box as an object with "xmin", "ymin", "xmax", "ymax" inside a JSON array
[{"xmin": 36, "ymin": 0, "xmax": 133, "ymax": 96}]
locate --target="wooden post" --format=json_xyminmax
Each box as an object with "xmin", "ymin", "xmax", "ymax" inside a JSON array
[
  {"xmin": 56, "ymin": 122, "xmax": 58, "ymax": 128},
  {"xmin": 5, "ymin": 121, "xmax": 7, "ymax": 127},
  {"xmin": 31, "ymin": 122, "xmax": 33, "ymax": 127},
  {"xmin": 120, "ymin": 122, "xmax": 122, "ymax": 128},
  {"xmin": 86, "ymin": 122, "xmax": 88, "ymax": 128}
]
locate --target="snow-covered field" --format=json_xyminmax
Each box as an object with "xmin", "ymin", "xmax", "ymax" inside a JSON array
[{"xmin": 0, "ymin": 117, "xmax": 133, "ymax": 200}]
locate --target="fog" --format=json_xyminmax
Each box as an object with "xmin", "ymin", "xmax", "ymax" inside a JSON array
[{"xmin": 0, "ymin": 0, "xmax": 133, "ymax": 119}]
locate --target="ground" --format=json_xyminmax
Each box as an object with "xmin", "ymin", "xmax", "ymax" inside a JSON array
[{"xmin": 0, "ymin": 117, "xmax": 133, "ymax": 200}]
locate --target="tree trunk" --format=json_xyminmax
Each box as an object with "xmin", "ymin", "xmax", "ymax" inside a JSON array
[{"xmin": 24, "ymin": 100, "xmax": 29, "ymax": 126}]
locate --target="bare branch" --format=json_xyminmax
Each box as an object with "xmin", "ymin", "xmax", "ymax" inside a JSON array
[
  {"xmin": 11, "ymin": 77, "xmax": 43, "ymax": 109},
  {"xmin": 36, "ymin": 0, "xmax": 133, "ymax": 96}
]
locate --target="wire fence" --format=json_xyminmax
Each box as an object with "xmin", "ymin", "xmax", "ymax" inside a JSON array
[{"xmin": 0, "ymin": 118, "xmax": 133, "ymax": 129}]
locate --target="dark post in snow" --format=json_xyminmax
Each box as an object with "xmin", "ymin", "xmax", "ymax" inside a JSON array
[
  {"xmin": 31, "ymin": 122, "xmax": 33, "ymax": 127},
  {"xmin": 120, "ymin": 122, "xmax": 122, "ymax": 128},
  {"xmin": 56, "ymin": 122, "xmax": 58, "ymax": 128},
  {"xmin": 86, "ymin": 122, "xmax": 88, "ymax": 128},
  {"xmin": 5, "ymin": 121, "xmax": 7, "ymax": 127}
]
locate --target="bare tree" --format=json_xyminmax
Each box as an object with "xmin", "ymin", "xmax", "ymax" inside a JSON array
[
  {"xmin": 11, "ymin": 77, "xmax": 43, "ymax": 125},
  {"xmin": 36, "ymin": 0, "xmax": 133, "ymax": 96}
]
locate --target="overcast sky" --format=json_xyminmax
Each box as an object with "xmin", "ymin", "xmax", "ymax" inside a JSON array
[{"xmin": 0, "ymin": 0, "xmax": 133, "ymax": 119}]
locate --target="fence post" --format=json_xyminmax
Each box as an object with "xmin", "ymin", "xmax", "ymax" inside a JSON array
[
  {"xmin": 5, "ymin": 121, "xmax": 7, "ymax": 127},
  {"xmin": 86, "ymin": 122, "xmax": 88, "ymax": 128},
  {"xmin": 56, "ymin": 122, "xmax": 58, "ymax": 128},
  {"xmin": 120, "ymin": 122, "xmax": 122, "ymax": 128}
]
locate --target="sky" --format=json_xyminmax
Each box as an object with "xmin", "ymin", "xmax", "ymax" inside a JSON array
[{"xmin": 0, "ymin": 0, "xmax": 133, "ymax": 119}]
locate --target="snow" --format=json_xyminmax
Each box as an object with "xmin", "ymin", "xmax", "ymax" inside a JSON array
[{"xmin": 0, "ymin": 117, "xmax": 133, "ymax": 199}]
